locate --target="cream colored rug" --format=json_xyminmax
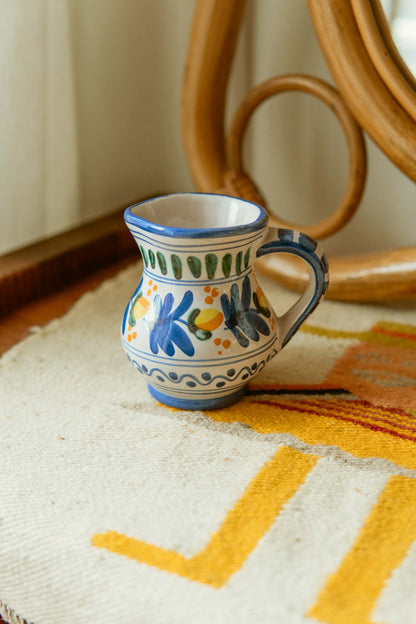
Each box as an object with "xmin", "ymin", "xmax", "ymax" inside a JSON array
[{"xmin": 1, "ymin": 264, "xmax": 416, "ymax": 624}]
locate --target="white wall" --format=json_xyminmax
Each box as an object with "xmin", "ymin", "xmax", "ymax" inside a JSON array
[{"xmin": 0, "ymin": 0, "xmax": 414, "ymax": 256}]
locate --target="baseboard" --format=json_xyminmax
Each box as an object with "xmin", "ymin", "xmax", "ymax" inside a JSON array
[{"xmin": 0, "ymin": 205, "xmax": 147, "ymax": 318}]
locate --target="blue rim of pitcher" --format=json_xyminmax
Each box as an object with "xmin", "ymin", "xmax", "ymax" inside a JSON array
[{"xmin": 124, "ymin": 193, "xmax": 268, "ymax": 239}]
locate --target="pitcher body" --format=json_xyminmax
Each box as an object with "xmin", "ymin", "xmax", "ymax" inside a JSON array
[{"xmin": 121, "ymin": 194, "xmax": 328, "ymax": 409}]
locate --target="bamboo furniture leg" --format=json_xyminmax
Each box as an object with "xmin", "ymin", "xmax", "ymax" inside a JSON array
[
  {"xmin": 182, "ymin": 0, "xmax": 416, "ymax": 302},
  {"xmin": 181, "ymin": 0, "xmax": 246, "ymax": 192}
]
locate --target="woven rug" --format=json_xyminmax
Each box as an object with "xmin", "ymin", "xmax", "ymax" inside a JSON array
[{"xmin": 1, "ymin": 264, "xmax": 416, "ymax": 624}]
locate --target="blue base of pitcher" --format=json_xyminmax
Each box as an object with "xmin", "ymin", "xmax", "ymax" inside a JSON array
[{"xmin": 148, "ymin": 384, "xmax": 247, "ymax": 410}]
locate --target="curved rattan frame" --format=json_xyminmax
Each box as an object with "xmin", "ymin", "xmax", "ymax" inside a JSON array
[
  {"xmin": 352, "ymin": 0, "xmax": 416, "ymax": 124},
  {"xmin": 309, "ymin": 0, "xmax": 416, "ymax": 183},
  {"xmin": 182, "ymin": 0, "xmax": 416, "ymax": 301}
]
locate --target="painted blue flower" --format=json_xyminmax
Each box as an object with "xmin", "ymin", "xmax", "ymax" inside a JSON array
[
  {"xmin": 220, "ymin": 276, "xmax": 270, "ymax": 347},
  {"xmin": 147, "ymin": 291, "xmax": 195, "ymax": 357}
]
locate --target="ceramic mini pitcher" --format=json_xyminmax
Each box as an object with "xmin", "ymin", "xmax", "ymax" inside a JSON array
[{"xmin": 121, "ymin": 193, "xmax": 328, "ymax": 409}]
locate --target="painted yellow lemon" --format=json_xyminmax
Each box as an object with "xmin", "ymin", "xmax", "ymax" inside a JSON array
[
  {"xmin": 133, "ymin": 296, "xmax": 150, "ymax": 320},
  {"xmin": 194, "ymin": 309, "xmax": 223, "ymax": 332},
  {"xmin": 256, "ymin": 288, "xmax": 268, "ymax": 308}
]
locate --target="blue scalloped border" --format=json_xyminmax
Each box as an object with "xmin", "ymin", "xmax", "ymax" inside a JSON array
[{"xmin": 126, "ymin": 349, "xmax": 278, "ymax": 389}]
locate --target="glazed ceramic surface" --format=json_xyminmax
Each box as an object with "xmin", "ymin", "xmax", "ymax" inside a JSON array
[{"xmin": 121, "ymin": 193, "xmax": 329, "ymax": 409}]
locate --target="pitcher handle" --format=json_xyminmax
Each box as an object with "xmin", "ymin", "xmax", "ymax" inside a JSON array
[{"xmin": 257, "ymin": 228, "xmax": 329, "ymax": 348}]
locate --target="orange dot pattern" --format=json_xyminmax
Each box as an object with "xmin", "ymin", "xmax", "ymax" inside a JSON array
[
  {"xmin": 218, "ymin": 337, "xmax": 232, "ymax": 355},
  {"xmin": 146, "ymin": 280, "xmax": 157, "ymax": 297},
  {"xmin": 203, "ymin": 285, "xmax": 219, "ymax": 299},
  {"xmin": 201, "ymin": 285, "xmax": 236, "ymax": 354},
  {"xmin": 127, "ymin": 331, "xmax": 137, "ymax": 342}
]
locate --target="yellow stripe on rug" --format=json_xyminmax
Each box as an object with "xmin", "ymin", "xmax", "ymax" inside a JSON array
[
  {"xmin": 206, "ymin": 398, "xmax": 416, "ymax": 471},
  {"xmin": 309, "ymin": 475, "xmax": 416, "ymax": 624},
  {"xmin": 92, "ymin": 447, "xmax": 318, "ymax": 587},
  {"xmin": 302, "ymin": 321, "xmax": 416, "ymax": 350}
]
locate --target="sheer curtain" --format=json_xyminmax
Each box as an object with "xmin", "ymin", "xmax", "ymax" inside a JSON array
[
  {"xmin": 0, "ymin": 0, "xmax": 197, "ymax": 254},
  {"xmin": 1, "ymin": 0, "xmax": 76, "ymax": 253},
  {"xmin": 1, "ymin": 0, "xmax": 415, "ymax": 256}
]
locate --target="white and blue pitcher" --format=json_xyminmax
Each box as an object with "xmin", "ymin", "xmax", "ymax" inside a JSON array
[{"xmin": 121, "ymin": 193, "xmax": 329, "ymax": 409}]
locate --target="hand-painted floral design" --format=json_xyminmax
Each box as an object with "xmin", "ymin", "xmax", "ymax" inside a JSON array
[
  {"xmin": 220, "ymin": 276, "xmax": 270, "ymax": 347},
  {"xmin": 187, "ymin": 308, "xmax": 224, "ymax": 340},
  {"xmin": 147, "ymin": 291, "xmax": 195, "ymax": 357},
  {"xmin": 253, "ymin": 287, "xmax": 271, "ymax": 318},
  {"xmin": 128, "ymin": 290, "xmax": 150, "ymax": 327}
]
